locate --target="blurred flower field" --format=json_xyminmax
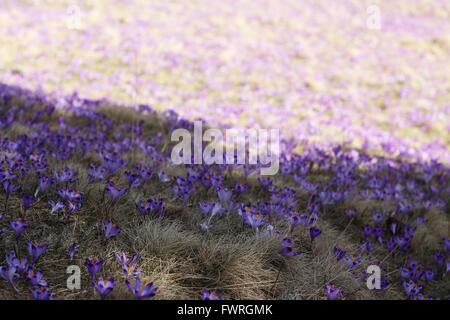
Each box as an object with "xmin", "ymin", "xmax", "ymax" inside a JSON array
[
  {"xmin": 0, "ymin": 0, "xmax": 448, "ymax": 300},
  {"xmin": 2, "ymin": 0, "xmax": 449, "ymax": 162}
]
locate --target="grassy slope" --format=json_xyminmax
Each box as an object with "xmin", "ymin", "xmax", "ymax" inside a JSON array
[{"xmin": 0, "ymin": 92, "xmax": 447, "ymax": 300}]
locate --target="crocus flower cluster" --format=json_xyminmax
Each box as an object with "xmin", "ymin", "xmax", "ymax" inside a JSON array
[
  {"xmin": 101, "ymin": 220, "xmax": 121, "ymax": 240},
  {"xmin": 199, "ymin": 202, "xmax": 227, "ymax": 232},
  {"xmin": 202, "ymin": 289, "xmax": 222, "ymax": 300},
  {"xmin": 325, "ymin": 283, "xmax": 343, "ymax": 300},
  {"xmin": 85, "ymin": 258, "xmax": 115, "ymax": 300},
  {"xmin": 136, "ymin": 198, "xmax": 165, "ymax": 217},
  {"xmin": 279, "ymin": 238, "xmax": 301, "ymax": 257},
  {"xmin": 115, "ymin": 251, "xmax": 158, "ymax": 299},
  {"xmin": 0, "ymin": 250, "xmax": 59, "ymax": 299}
]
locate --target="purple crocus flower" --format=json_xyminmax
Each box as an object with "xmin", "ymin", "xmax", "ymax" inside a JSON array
[
  {"xmin": 26, "ymin": 269, "xmax": 48, "ymax": 287},
  {"xmin": 334, "ymin": 247, "xmax": 346, "ymax": 261},
  {"xmin": 325, "ymin": 283, "xmax": 343, "ymax": 300},
  {"xmin": 101, "ymin": 220, "xmax": 121, "ymax": 240},
  {"xmin": 217, "ymin": 187, "xmax": 232, "ymax": 205},
  {"xmin": 150, "ymin": 198, "xmax": 165, "ymax": 217},
  {"xmin": 22, "ymin": 193, "xmax": 35, "ymax": 212},
  {"xmin": 1, "ymin": 167, "xmax": 18, "ymax": 180},
  {"xmin": 114, "ymin": 251, "xmax": 142, "ymax": 279},
  {"xmin": 48, "ymin": 199, "xmax": 65, "ymax": 215},
  {"xmin": 92, "ymin": 277, "xmax": 115, "ymax": 300},
  {"xmin": 360, "ymin": 241, "xmax": 373, "ymax": 254},
  {"xmin": 16, "ymin": 256, "xmax": 29, "ymax": 274},
  {"xmin": 416, "ymin": 216, "xmax": 427, "ymax": 226},
  {"xmin": 66, "ymin": 200, "xmax": 81, "ymax": 215},
  {"xmin": 345, "ymin": 209, "xmax": 357, "ymax": 218},
  {"xmin": 101, "ymin": 154, "xmax": 127, "ymax": 175},
  {"xmin": 433, "ymin": 253, "xmax": 444, "ymax": 270},
  {"xmin": 199, "ymin": 221, "xmax": 216, "ymax": 232},
  {"xmin": 5, "ymin": 251, "xmax": 19, "ymax": 268},
  {"xmin": 36, "ymin": 174, "xmax": 54, "ymax": 196},
  {"xmin": 210, "ymin": 202, "xmax": 227, "ymax": 219},
  {"xmin": 389, "ymin": 222, "xmax": 397, "ymax": 235},
  {"xmin": 53, "ymin": 167, "xmax": 77, "ymax": 184},
  {"xmin": 343, "ymin": 256, "xmax": 361, "ymax": 269},
  {"xmin": 374, "ymin": 226, "xmax": 384, "ymax": 243},
  {"xmin": 136, "ymin": 199, "xmax": 153, "ymax": 215},
  {"xmin": 243, "ymin": 211, "xmax": 267, "ymax": 232},
  {"xmin": 408, "ymin": 258, "xmax": 421, "ymax": 270},
  {"xmin": 114, "ymin": 251, "xmax": 138, "ymax": 267},
  {"xmin": 229, "ymin": 200, "xmax": 243, "ymax": 215},
  {"xmin": 200, "ymin": 174, "xmax": 213, "ymax": 190},
  {"xmin": 27, "ymin": 241, "xmax": 49, "ymax": 264},
  {"xmin": 135, "ymin": 163, "xmax": 154, "ymax": 182},
  {"xmin": 234, "ymin": 182, "xmax": 250, "ymax": 196},
  {"xmin": 372, "ymin": 211, "xmax": 386, "ymax": 224},
  {"xmin": 262, "ymin": 224, "xmax": 279, "ymax": 237},
  {"xmin": 423, "ymin": 268, "xmax": 435, "ymax": 283},
  {"xmin": 413, "ymin": 294, "xmax": 434, "ymax": 301},
  {"xmin": 68, "ymin": 243, "xmax": 79, "ymax": 260},
  {"xmin": 14, "ymin": 257, "xmax": 29, "ymax": 273},
  {"xmin": 29, "ymin": 286, "xmax": 51, "ymax": 300},
  {"xmin": 403, "ymin": 280, "xmax": 422, "ymax": 298},
  {"xmin": 126, "ymin": 277, "xmax": 158, "ymax": 299},
  {"xmin": 403, "ymin": 225, "xmax": 417, "ymax": 236},
  {"xmin": 198, "ymin": 201, "xmax": 214, "ymax": 218},
  {"xmin": 85, "ymin": 258, "xmax": 104, "ymax": 280},
  {"xmin": 172, "ymin": 178, "xmax": 196, "ymax": 205},
  {"xmin": 422, "ymin": 200, "xmax": 434, "ymax": 210},
  {"xmin": 57, "ymin": 188, "xmax": 83, "ymax": 202},
  {"xmin": 0, "ymin": 265, "xmax": 21, "ymax": 292},
  {"xmin": 9, "ymin": 218, "xmax": 27, "ymax": 239},
  {"xmin": 398, "ymin": 266, "xmax": 412, "ymax": 279},
  {"xmin": 87, "ymin": 164, "xmax": 107, "ymax": 184},
  {"xmin": 331, "ymin": 191, "xmax": 343, "ymax": 202},
  {"xmin": 411, "ymin": 269, "xmax": 423, "ymax": 282},
  {"xmin": 283, "ymin": 192, "xmax": 298, "ymax": 207},
  {"xmin": 286, "ymin": 211, "xmax": 304, "ymax": 232},
  {"xmin": 309, "ymin": 227, "xmax": 321, "ymax": 243},
  {"xmin": 124, "ymin": 171, "xmax": 142, "ymax": 188},
  {"xmin": 3, "ymin": 180, "xmax": 21, "ymax": 201},
  {"xmin": 199, "ymin": 203, "xmax": 227, "ymax": 232},
  {"xmin": 279, "ymin": 238, "xmax": 301, "ymax": 256},
  {"xmin": 106, "ymin": 182, "xmax": 128, "ymax": 204},
  {"xmin": 258, "ymin": 177, "xmax": 272, "ymax": 188},
  {"xmin": 202, "ymin": 289, "xmax": 222, "ymax": 300},
  {"xmin": 398, "ymin": 234, "xmax": 413, "ymax": 251},
  {"xmin": 158, "ymin": 170, "xmax": 171, "ymax": 182},
  {"xmin": 363, "ymin": 224, "xmax": 372, "ymax": 238},
  {"xmin": 136, "ymin": 198, "xmax": 164, "ymax": 217},
  {"xmin": 122, "ymin": 263, "xmax": 143, "ymax": 279}
]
